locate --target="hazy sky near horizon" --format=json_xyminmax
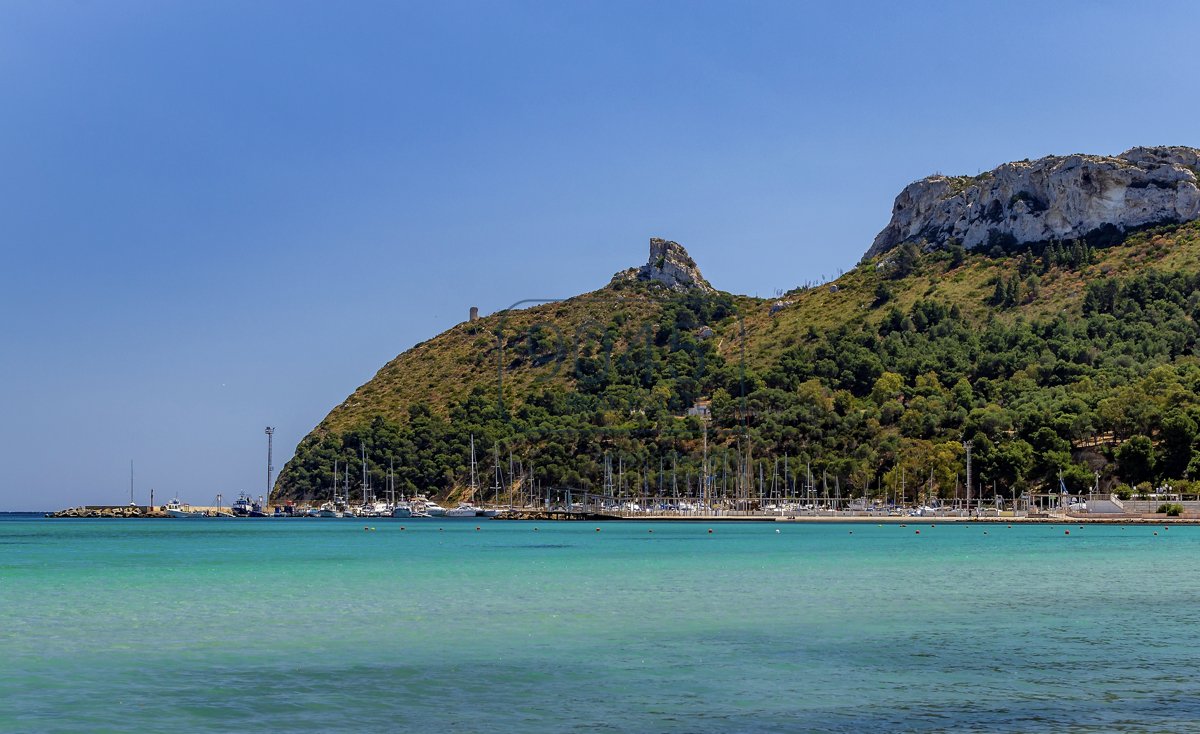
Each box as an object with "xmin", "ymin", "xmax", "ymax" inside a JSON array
[{"xmin": 2, "ymin": 1, "xmax": 1198, "ymax": 509}]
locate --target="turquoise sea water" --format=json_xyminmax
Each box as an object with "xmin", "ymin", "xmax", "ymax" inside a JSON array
[{"xmin": 3, "ymin": 516, "xmax": 1200, "ymax": 733}]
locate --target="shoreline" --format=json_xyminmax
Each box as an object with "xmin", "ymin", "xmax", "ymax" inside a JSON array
[{"xmin": 37, "ymin": 505, "xmax": 1200, "ymax": 525}]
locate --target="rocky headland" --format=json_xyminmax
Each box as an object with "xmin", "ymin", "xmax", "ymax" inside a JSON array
[{"xmin": 868, "ymin": 145, "xmax": 1200, "ymax": 256}]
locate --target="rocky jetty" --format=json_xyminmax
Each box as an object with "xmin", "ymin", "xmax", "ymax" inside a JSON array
[
  {"xmin": 867, "ymin": 145, "xmax": 1200, "ymax": 256},
  {"xmin": 494, "ymin": 509, "xmax": 613, "ymax": 521},
  {"xmin": 613, "ymin": 238, "xmax": 714, "ymax": 292},
  {"xmin": 46, "ymin": 506, "xmax": 170, "ymax": 518}
]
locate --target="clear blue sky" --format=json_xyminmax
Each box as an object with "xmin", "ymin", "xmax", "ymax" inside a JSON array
[{"xmin": 2, "ymin": 1, "xmax": 1197, "ymax": 510}]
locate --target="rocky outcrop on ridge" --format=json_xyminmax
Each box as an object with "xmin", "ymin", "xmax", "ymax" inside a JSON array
[
  {"xmin": 867, "ymin": 146, "xmax": 1200, "ymax": 257},
  {"xmin": 613, "ymin": 238, "xmax": 714, "ymax": 293}
]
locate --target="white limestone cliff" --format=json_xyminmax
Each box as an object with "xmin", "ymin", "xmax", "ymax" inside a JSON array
[{"xmin": 867, "ymin": 146, "xmax": 1200, "ymax": 257}]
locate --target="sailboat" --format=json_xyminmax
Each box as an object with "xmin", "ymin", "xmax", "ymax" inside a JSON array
[
  {"xmin": 128, "ymin": 460, "xmax": 137, "ymax": 508},
  {"xmin": 479, "ymin": 442, "xmax": 503, "ymax": 517},
  {"xmin": 355, "ymin": 444, "xmax": 378, "ymax": 517},
  {"xmin": 389, "ymin": 461, "xmax": 412, "ymax": 518},
  {"xmin": 317, "ymin": 460, "xmax": 341, "ymax": 517},
  {"xmin": 446, "ymin": 434, "xmax": 482, "ymax": 517},
  {"xmin": 340, "ymin": 465, "xmax": 357, "ymax": 518}
]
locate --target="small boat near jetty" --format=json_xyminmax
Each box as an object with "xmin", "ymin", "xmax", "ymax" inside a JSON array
[
  {"xmin": 231, "ymin": 492, "xmax": 255, "ymax": 517},
  {"xmin": 165, "ymin": 498, "xmax": 204, "ymax": 518},
  {"xmin": 446, "ymin": 502, "xmax": 480, "ymax": 518},
  {"xmin": 248, "ymin": 497, "xmax": 268, "ymax": 517},
  {"xmin": 413, "ymin": 498, "xmax": 446, "ymax": 517}
]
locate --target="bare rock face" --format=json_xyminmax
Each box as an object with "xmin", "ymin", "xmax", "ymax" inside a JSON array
[
  {"xmin": 867, "ymin": 146, "xmax": 1200, "ymax": 257},
  {"xmin": 614, "ymin": 238, "xmax": 714, "ymax": 292}
]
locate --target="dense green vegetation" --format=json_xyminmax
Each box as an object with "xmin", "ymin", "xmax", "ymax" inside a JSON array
[{"xmin": 277, "ymin": 222, "xmax": 1200, "ymax": 505}]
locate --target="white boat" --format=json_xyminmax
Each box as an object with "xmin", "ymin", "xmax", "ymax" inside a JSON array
[
  {"xmin": 413, "ymin": 498, "xmax": 446, "ymax": 517},
  {"xmin": 391, "ymin": 503, "xmax": 413, "ymax": 518},
  {"xmin": 316, "ymin": 503, "xmax": 340, "ymax": 518},
  {"xmin": 480, "ymin": 507, "xmax": 501, "ymax": 518},
  {"xmin": 445, "ymin": 503, "xmax": 480, "ymax": 517},
  {"xmin": 165, "ymin": 498, "xmax": 204, "ymax": 518}
]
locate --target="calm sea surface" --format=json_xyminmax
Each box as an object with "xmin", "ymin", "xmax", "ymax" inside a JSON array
[{"xmin": 3, "ymin": 516, "xmax": 1199, "ymax": 733}]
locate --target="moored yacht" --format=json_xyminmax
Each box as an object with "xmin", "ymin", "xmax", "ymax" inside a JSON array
[
  {"xmin": 413, "ymin": 498, "xmax": 446, "ymax": 517},
  {"xmin": 446, "ymin": 502, "xmax": 480, "ymax": 518}
]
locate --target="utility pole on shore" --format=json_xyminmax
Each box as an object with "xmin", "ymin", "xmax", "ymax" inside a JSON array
[{"xmin": 265, "ymin": 427, "xmax": 275, "ymax": 507}]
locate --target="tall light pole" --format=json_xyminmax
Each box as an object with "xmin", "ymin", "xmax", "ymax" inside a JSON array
[{"xmin": 265, "ymin": 427, "xmax": 275, "ymax": 506}]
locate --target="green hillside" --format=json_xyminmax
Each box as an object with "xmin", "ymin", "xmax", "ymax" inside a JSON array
[{"xmin": 275, "ymin": 220, "xmax": 1200, "ymax": 505}]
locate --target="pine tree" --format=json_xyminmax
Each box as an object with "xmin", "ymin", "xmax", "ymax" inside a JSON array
[
  {"xmin": 1018, "ymin": 248, "xmax": 1035, "ymax": 276},
  {"xmin": 1006, "ymin": 278, "xmax": 1020, "ymax": 306},
  {"xmin": 991, "ymin": 277, "xmax": 1008, "ymax": 306}
]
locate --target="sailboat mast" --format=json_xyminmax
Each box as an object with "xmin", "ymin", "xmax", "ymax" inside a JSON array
[
  {"xmin": 361, "ymin": 444, "xmax": 368, "ymax": 506},
  {"xmin": 784, "ymin": 453, "xmax": 789, "ymax": 501},
  {"xmin": 492, "ymin": 442, "xmax": 502, "ymax": 505},
  {"xmin": 469, "ymin": 434, "xmax": 478, "ymax": 500},
  {"xmin": 807, "ymin": 461, "xmax": 812, "ymax": 507}
]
